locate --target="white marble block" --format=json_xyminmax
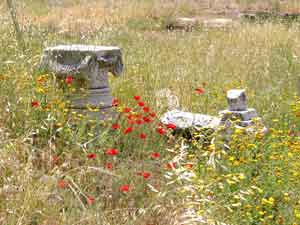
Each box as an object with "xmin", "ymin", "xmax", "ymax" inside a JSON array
[
  {"xmin": 161, "ymin": 110, "xmax": 221, "ymax": 130},
  {"xmin": 227, "ymin": 89, "xmax": 247, "ymax": 111}
]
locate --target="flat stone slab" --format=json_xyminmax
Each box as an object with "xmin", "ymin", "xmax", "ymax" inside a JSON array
[
  {"xmin": 166, "ymin": 17, "xmax": 198, "ymax": 31},
  {"xmin": 161, "ymin": 110, "xmax": 221, "ymax": 130},
  {"xmin": 203, "ymin": 18, "xmax": 234, "ymax": 28},
  {"xmin": 44, "ymin": 45, "xmax": 121, "ymax": 55}
]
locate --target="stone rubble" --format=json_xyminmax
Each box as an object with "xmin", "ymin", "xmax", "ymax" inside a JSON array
[
  {"xmin": 161, "ymin": 89, "xmax": 266, "ymax": 133},
  {"xmin": 166, "ymin": 17, "xmax": 236, "ymax": 31},
  {"xmin": 166, "ymin": 17, "xmax": 198, "ymax": 31},
  {"xmin": 203, "ymin": 18, "xmax": 234, "ymax": 28},
  {"xmin": 219, "ymin": 89, "xmax": 259, "ymax": 127}
]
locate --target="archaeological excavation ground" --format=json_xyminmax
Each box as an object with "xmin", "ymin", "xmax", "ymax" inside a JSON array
[{"xmin": 1, "ymin": 0, "xmax": 300, "ymax": 224}]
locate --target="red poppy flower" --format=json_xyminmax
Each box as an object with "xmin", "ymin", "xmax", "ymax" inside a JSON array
[
  {"xmin": 143, "ymin": 107, "xmax": 150, "ymax": 112},
  {"xmin": 112, "ymin": 98, "xmax": 119, "ymax": 107},
  {"xmin": 151, "ymin": 152, "xmax": 161, "ymax": 159},
  {"xmin": 134, "ymin": 95, "xmax": 141, "ymax": 101},
  {"xmin": 87, "ymin": 196, "xmax": 95, "ymax": 205},
  {"xmin": 139, "ymin": 133, "xmax": 147, "ymax": 139},
  {"xmin": 138, "ymin": 101, "xmax": 145, "ymax": 107},
  {"xmin": 149, "ymin": 112, "xmax": 156, "ymax": 118},
  {"xmin": 142, "ymin": 172, "xmax": 151, "ymax": 179},
  {"xmin": 127, "ymin": 114, "xmax": 135, "ymax": 120},
  {"xmin": 106, "ymin": 163, "xmax": 113, "ymax": 170},
  {"xmin": 112, "ymin": 123, "xmax": 120, "ymax": 130},
  {"xmin": 31, "ymin": 100, "xmax": 40, "ymax": 107},
  {"xmin": 120, "ymin": 185, "xmax": 130, "ymax": 192},
  {"xmin": 123, "ymin": 127, "xmax": 133, "ymax": 134},
  {"xmin": 106, "ymin": 148, "xmax": 119, "ymax": 156},
  {"xmin": 87, "ymin": 153, "xmax": 97, "ymax": 159},
  {"xmin": 136, "ymin": 119, "xmax": 143, "ymax": 125},
  {"xmin": 127, "ymin": 120, "xmax": 135, "ymax": 125},
  {"xmin": 57, "ymin": 179, "xmax": 68, "ymax": 189},
  {"xmin": 166, "ymin": 162, "xmax": 177, "ymax": 169},
  {"xmin": 195, "ymin": 87, "xmax": 205, "ymax": 94},
  {"xmin": 65, "ymin": 75, "xmax": 74, "ymax": 84},
  {"xmin": 124, "ymin": 107, "xmax": 131, "ymax": 113},
  {"xmin": 157, "ymin": 127, "xmax": 165, "ymax": 135},
  {"xmin": 137, "ymin": 172, "xmax": 151, "ymax": 179},
  {"xmin": 167, "ymin": 123, "xmax": 177, "ymax": 130},
  {"xmin": 143, "ymin": 117, "xmax": 151, "ymax": 123}
]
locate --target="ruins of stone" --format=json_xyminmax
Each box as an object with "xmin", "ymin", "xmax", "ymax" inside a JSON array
[
  {"xmin": 40, "ymin": 46, "xmax": 264, "ymax": 134},
  {"xmin": 161, "ymin": 89, "xmax": 266, "ymax": 132},
  {"xmin": 166, "ymin": 17, "xmax": 236, "ymax": 31},
  {"xmin": 203, "ymin": 18, "xmax": 234, "ymax": 28},
  {"xmin": 166, "ymin": 17, "xmax": 198, "ymax": 31},
  {"xmin": 219, "ymin": 89, "xmax": 259, "ymax": 127},
  {"xmin": 40, "ymin": 44, "xmax": 123, "ymax": 120}
]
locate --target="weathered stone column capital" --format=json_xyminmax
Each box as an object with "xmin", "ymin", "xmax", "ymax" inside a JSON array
[
  {"xmin": 40, "ymin": 44, "xmax": 123, "ymax": 120},
  {"xmin": 40, "ymin": 45, "xmax": 123, "ymax": 77}
]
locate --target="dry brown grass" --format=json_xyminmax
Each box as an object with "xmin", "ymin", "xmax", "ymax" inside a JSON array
[
  {"xmin": 1, "ymin": 0, "xmax": 300, "ymax": 36},
  {"xmin": 4, "ymin": 0, "xmax": 298, "ymax": 34}
]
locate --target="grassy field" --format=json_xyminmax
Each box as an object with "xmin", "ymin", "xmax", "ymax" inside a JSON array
[{"xmin": 1, "ymin": 0, "xmax": 300, "ymax": 224}]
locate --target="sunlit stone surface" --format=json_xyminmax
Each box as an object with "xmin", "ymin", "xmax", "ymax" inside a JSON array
[
  {"xmin": 203, "ymin": 18, "xmax": 234, "ymax": 28},
  {"xmin": 161, "ymin": 110, "xmax": 221, "ymax": 130},
  {"xmin": 227, "ymin": 89, "xmax": 247, "ymax": 111}
]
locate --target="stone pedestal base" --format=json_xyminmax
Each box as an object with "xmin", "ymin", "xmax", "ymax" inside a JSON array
[
  {"xmin": 68, "ymin": 87, "xmax": 113, "ymax": 109},
  {"xmin": 219, "ymin": 108, "xmax": 258, "ymax": 122}
]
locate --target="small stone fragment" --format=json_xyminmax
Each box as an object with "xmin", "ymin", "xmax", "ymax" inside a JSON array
[{"xmin": 227, "ymin": 89, "xmax": 247, "ymax": 111}]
